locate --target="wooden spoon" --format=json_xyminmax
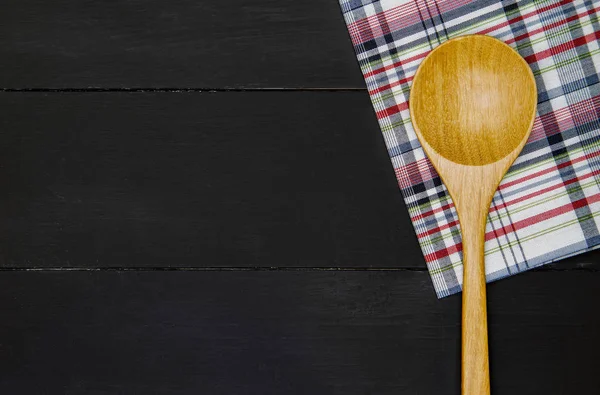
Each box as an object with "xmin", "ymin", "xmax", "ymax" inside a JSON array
[{"xmin": 409, "ymin": 35, "xmax": 537, "ymax": 394}]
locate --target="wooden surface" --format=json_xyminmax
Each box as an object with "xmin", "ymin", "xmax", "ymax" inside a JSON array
[
  {"xmin": 0, "ymin": 0, "xmax": 362, "ymax": 89},
  {"xmin": 0, "ymin": 271, "xmax": 598, "ymax": 395},
  {"xmin": 0, "ymin": 92, "xmax": 422, "ymax": 269},
  {"xmin": 410, "ymin": 36, "xmax": 538, "ymax": 395},
  {"xmin": 0, "ymin": 1, "xmax": 598, "ymax": 394}
]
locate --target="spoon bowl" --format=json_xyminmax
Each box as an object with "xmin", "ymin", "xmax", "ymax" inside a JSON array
[
  {"xmin": 411, "ymin": 35, "xmax": 537, "ymax": 165},
  {"xmin": 409, "ymin": 35, "xmax": 537, "ymax": 395}
]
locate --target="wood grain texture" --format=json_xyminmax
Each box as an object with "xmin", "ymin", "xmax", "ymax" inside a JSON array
[
  {"xmin": 410, "ymin": 36, "xmax": 538, "ymax": 395},
  {"xmin": 0, "ymin": 0, "xmax": 363, "ymax": 89},
  {"xmin": 0, "ymin": 270, "xmax": 597, "ymax": 395},
  {"xmin": 410, "ymin": 36, "xmax": 537, "ymax": 166},
  {"xmin": 0, "ymin": 92, "xmax": 423, "ymax": 269}
]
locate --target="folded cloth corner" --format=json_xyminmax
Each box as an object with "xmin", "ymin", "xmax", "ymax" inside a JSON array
[{"xmin": 338, "ymin": 0, "xmax": 600, "ymax": 297}]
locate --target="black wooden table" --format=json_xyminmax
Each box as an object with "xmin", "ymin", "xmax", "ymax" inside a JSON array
[{"xmin": 0, "ymin": 1, "xmax": 598, "ymax": 394}]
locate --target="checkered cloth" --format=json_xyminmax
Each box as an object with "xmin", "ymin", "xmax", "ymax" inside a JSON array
[{"xmin": 339, "ymin": 0, "xmax": 600, "ymax": 297}]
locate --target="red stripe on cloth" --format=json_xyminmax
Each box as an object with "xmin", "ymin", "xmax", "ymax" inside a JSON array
[
  {"xmin": 524, "ymin": 30, "xmax": 600, "ymax": 64},
  {"xmin": 423, "ymin": 192, "xmax": 600, "ymax": 262},
  {"xmin": 409, "ymin": 165, "xmax": 600, "ymax": 223},
  {"xmin": 529, "ymin": 95, "xmax": 600, "ymax": 142},
  {"xmin": 364, "ymin": 51, "xmax": 430, "ymax": 79},
  {"xmin": 478, "ymin": 0, "xmax": 572, "ymax": 37},
  {"xmin": 362, "ymin": 0, "xmax": 583, "ymax": 80},
  {"xmin": 349, "ymin": 3, "xmax": 429, "ymax": 45},
  {"xmin": 347, "ymin": 2, "xmax": 416, "ymax": 43},
  {"xmin": 500, "ymin": 148, "xmax": 600, "ymax": 190},
  {"xmin": 493, "ymin": 168, "xmax": 600, "ymax": 212},
  {"xmin": 419, "ymin": 218, "xmax": 459, "ymax": 240},
  {"xmin": 485, "ymin": 192, "xmax": 600, "ymax": 241},
  {"xmin": 347, "ymin": 0, "xmax": 472, "ymax": 45},
  {"xmin": 506, "ymin": 5, "xmax": 599, "ymax": 45},
  {"xmin": 364, "ymin": 0, "xmax": 576, "ymax": 81},
  {"xmin": 369, "ymin": 75, "xmax": 413, "ymax": 95},
  {"xmin": 395, "ymin": 158, "xmax": 437, "ymax": 189},
  {"xmin": 412, "ymin": 202, "xmax": 454, "ymax": 222},
  {"xmin": 424, "ymin": 241, "xmax": 462, "ymax": 262},
  {"xmin": 415, "ymin": 153, "xmax": 600, "ymax": 238},
  {"xmin": 376, "ymin": 101, "xmax": 409, "ymax": 119}
]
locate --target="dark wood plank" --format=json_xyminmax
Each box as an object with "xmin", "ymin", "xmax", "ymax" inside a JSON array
[
  {"xmin": 0, "ymin": 0, "xmax": 363, "ymax": 89},
  {"xmin": 0, "ymin": 270, "xmax": 596, "ymax": 394},
  {"xmin": 2, "ymin": 91, "xmax": 599, "ymax": 271},
  {"xmin": 0, "ymin": 91, "xmax": 424, "ymax": 268},
  {"xmin": 543, "ymin": 248, "xmax": 600, "ymax": 270}
]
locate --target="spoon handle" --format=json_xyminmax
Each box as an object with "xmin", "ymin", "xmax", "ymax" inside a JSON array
[{"xmin": 460, "ymin": 203, "xmax": 490, "ymax": 395}]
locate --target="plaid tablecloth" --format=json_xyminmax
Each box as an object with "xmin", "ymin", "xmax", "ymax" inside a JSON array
[{"xmin": 339, "ymin": 0, "xmax": 600, "ymax": 297}]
